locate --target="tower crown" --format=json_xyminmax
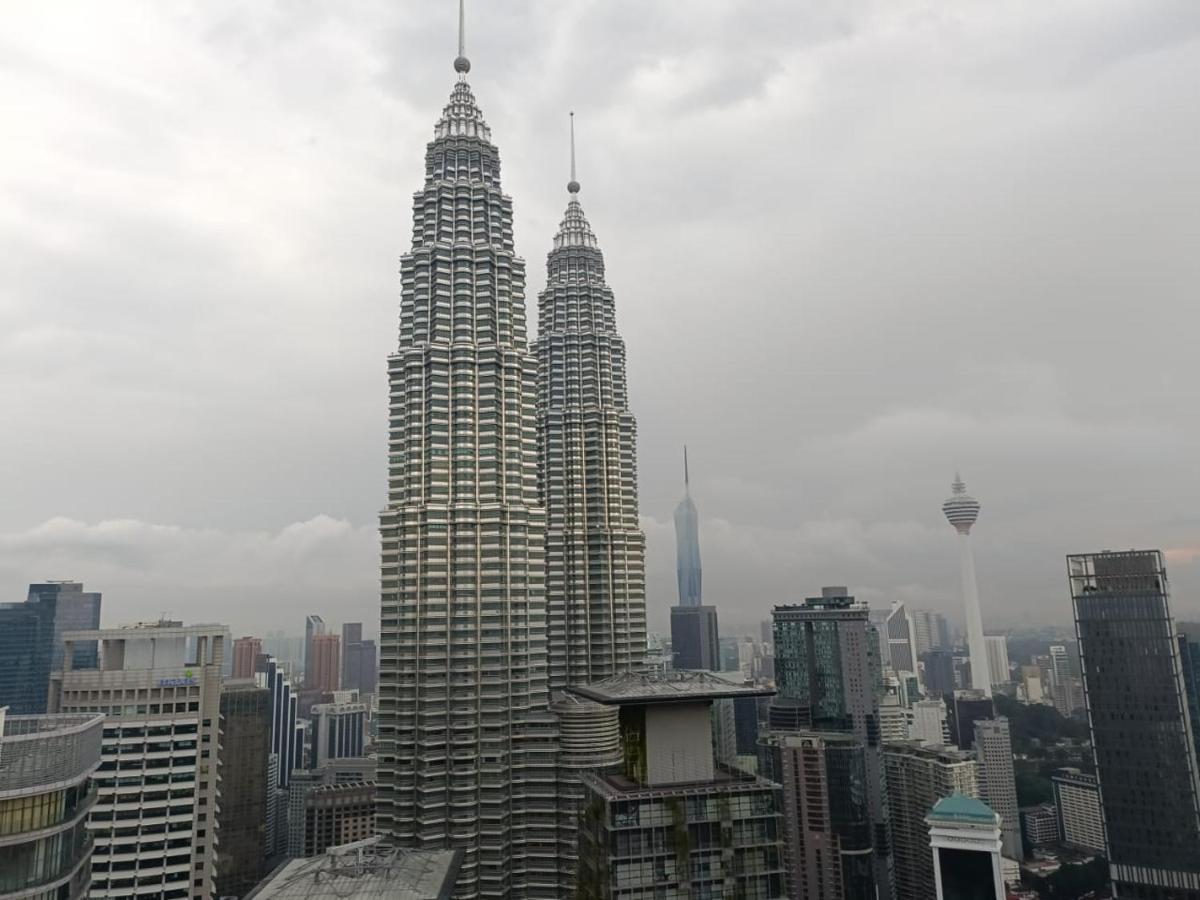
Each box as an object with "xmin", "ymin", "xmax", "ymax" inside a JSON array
[{"xmin": 942, "ymin": 473, "xmax": 981, "ymax": 535}]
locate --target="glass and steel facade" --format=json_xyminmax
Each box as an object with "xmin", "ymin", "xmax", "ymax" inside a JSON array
[
  {"xmin": 1069, "ymin": 550, "xmax": 1200, "ymax": 898},
  {"xmin": 0, "ymin": 712, "xmax": 103, "ymax": 899}
]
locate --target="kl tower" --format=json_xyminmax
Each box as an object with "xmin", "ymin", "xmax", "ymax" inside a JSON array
[{"xmin": 943, "ymin": 474, "xmax": 991, "ymax": 697}]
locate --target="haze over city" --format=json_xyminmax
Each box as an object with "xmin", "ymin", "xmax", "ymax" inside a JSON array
[{"xmin": 3, "ymin": 0, "xmax": 1199, "ymax": 636}]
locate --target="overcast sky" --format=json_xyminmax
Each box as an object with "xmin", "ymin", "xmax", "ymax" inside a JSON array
[{"xmin": 3, "ymin": 0, "xmax": 1199, "ymax": 638}]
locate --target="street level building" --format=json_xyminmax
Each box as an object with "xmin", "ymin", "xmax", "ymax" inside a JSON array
[
  {"xmin": 1070, "ymin": 550, "xmax": 1200, "ymax": 896},
  {"xmin": 51, "ymin": 624, "xmax": 227, "ymax": 900},
  {"xmin": 572, "ymin": 672, "xmax": 787, "ymax": 899},
  {"xmin": 0, "ymin": 711, "xmax": 103, "ymax": 899}
]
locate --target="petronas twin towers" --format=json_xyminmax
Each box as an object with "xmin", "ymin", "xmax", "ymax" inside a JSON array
[{"xmin": 377, "ymin": 6, "xmax": 645, "ymax": 897}]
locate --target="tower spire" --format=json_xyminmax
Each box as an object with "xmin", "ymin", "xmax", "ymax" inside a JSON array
[
  {"xmin": 684, "ymin": 446, "xmax": 690, "ymax": 491},
  {"xmin": 454, "ymin": 0, "xmax": 471, "ymax": 75},
  {"xmin": 568, "ymin": 111, "xmax": 580, "ymax": 195}
]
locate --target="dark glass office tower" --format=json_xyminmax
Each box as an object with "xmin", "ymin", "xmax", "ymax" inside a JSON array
[
  {"xmin": 771, "ymin": 588, "xmax": 893, "ymax": 897},
  {"xmin": 1069, "ymin": 550, "xmax": 1200, "ymax": 898},
  {"xmin": 670, "ymin": 604, "xmax": 720, "ymax": 671},
  {"xmin": 27, "ymin": 582, "xmax": 101, "ymax": 669},
  {"xmin": 216, "ymin": 681, "xmax": 272, "ymax": 898}
]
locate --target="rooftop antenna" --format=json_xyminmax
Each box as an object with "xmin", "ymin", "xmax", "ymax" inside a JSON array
[
  {"xmin": 684, "ymin": 445, "xmax": 690, "ymax": 491},
  {"xmin": 568, "ymin": 111, "xmax": 580, "ymax": 194},
  {"xmin": 453, "ymin": 0, "xmax": 471, "ymax": 75}
]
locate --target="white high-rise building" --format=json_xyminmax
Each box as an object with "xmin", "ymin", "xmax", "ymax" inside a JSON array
[
  {"xmin": 910, "ymin": 698, "xmax": 951, "ymax": 746},
  {"xmin": 943, "ymin": 474, "xmax": 991, "ymax": 697},
  {"xmin": 984, "ymin": 635, "xmax": 1011, "ymax": 686},
  {"xmin": 376, "ymin": 6, "xmax": 563, "ymax": 896},
  {"xmin": 974, "ymin": 717, "xmax": 1023, "ymax": 861},
  {"xmin": 926, "ymin": 794, "xmax": 1006, "ymax": 900},
  {"xmin": 51, "ymin": 623, "xmax": 227, "ymax": 900},
  {"xmin": 913, "ymin": 609, "xmax": 951, "ymax": 655}
]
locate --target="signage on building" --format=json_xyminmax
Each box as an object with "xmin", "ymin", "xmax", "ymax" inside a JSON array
[{"xmin": 159, "ymin": 669, "xmax": 197, "ymax": 688}]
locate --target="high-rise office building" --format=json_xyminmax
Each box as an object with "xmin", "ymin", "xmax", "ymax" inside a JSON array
[
  {"xmin": 0, "ymin": 583, "xmax": 102, "ymax": 715},
  {"xmin": 232, "ymin": 635, "xmax": 263, "ymax": 679},
  {"xmin": 772, "ymin": 588, "xmax": 893, "ymax": 896},
  {"xmin": 883, "ymin": 742, "xmax": 978, "ymax": 900},
  {"xmin": 573, "ymin": 672, "xmax": 787, "ymax": 899},
  {"xmin": 288, "ymin": 778, "xmax": 376, "ymax": 859},
  {"xmin": 974, "ymin": 717, "xmax": 1022, "ymax": 860},
  {"xmin": 309, "ymin": 700, "xmax": 367, "ymax": 769},
  {"xmin": 1051, "ymin": 768, "xmax": 1105, "ymax": 855},
  {"xmin": 670, "ymin": 604, "xmax": 720, "ymax": 671},
  {"xmin": 1070, "ymin": 549, "xmax": 1200, "ymax": 896},
  {"xmin": 912, "ymin": 609, "xmax": 951, "ymax": 656},
  {"xmin": 376, "ymin": 8, "xmax": 559, "ymax": 895},
  {"xmin": 216, "ymin": 680, "xmax": 272, "ymax": 898},
  {"xmin": 886, "ymin": 600, "xmax": 919, "ymax": 676},
  {"xmin": 536, "ymin": 113, "xmax": 645, "ymax": 690},
  {"xmin": 0, "ymin": 710, "xmax": 103, "ymax": 899},
  {"xmin": 942, "ymin": 475, "xmax": 990, "ymax": 697},
  {"xmin": 910, "ymin": 698, "xmax": 951, "ymax": 746},
  {"xmin": 946, "ymin": 689, "xmax": 993, "ymax": 751},
  {"xmin": 984, "ymin": 636, "xmax": 1010, "ymax": 687},
  {"xmin": 1048, "ymin": 644, "xmax": 1071, "ymax": 692},
  {"xmin": 340, "ymin": 623, "xmax": 378, "ymax": 696},
  {"xmin": 926, "ymin": 794, "xmax": 1006, "ymax": 900},
  {"xmin": 921, "ymin": 650, "xmax": 957, "ymax": 700},
  {"xmin": 763, "ymin": 731, "xmax": 875, "ymax": 899},
  {"xmin": 1021, "ymin": 804, "xmax": 1059, "ymax": 849},
  {"xmin": 303, "ymin": 615, "xmax": 325, "ymax": 688},
  {"xmin": 51, "ymin": 623, "xmax": 227, "ymax": 900},
  {"xmin": 673, "ymin": 448, "xmax": 703, "ymax": 608},
  {"xmin": 307, "ymin": 634, "xmax": 340, "ymax": 694}
]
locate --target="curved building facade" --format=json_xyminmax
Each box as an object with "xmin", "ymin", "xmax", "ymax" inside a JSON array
[
  {"xmin": 0, "ymin": 712, "xmax": 103, "ymax": 900},
  {"xmin": 537, "ymin": 143, "xmax": 646, "ymax": 691},
  {"xmin": 376, "ymin": 30, "xmax": 558, "ymax": 897}
]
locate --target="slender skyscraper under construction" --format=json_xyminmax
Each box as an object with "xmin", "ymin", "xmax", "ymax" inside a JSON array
[
  {"xmin": 377, "ymin": 5, "xmax": 559, "ymax": 895},
  {"xmin": 674, "ymin": 447, "xmax": 703, "ymax": 607},
  {"xmin": 943, "ymin": 474, "xmax": 991, "ymax": 697},
  {"xmin": 537, "ymin": 112, "xmax": 646, "ymax": 691}
]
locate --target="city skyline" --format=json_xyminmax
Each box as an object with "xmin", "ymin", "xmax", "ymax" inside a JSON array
[{"xmin": 4, "ymin": 1, "xmax": 1200, "ymax": 634}]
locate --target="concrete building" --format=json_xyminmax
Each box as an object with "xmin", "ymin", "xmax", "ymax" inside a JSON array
[
  {"xmin": 1021, "ymin": 804, "xmax": 1059, "ymax": 849},
  {"xmin": 0, "ymin": 711, "xmax": 103, "ymax": 899},
  {"xmin": 1070, "ymin": 550, "xmax": 1200, "ymax": 895},
  {"xmin": 762, "ymin": 731, "xmax": 875, "ymax": 900},
  {"xmin": 573, "ymin": 672, "xmax": 786, "ymax": 899},
  {"xmin": 913, "ymin": 609, "xmax": 951, "ymax": 656},
  {"xmin": 288, "ymin": 778, "xmax": 376, "ymax": 859},
  {"xmin": 883, "ymin": 742, "xmax": 978, "ymax": 900},
  {"xmin": 974, "ymin": 717, "xmax": 1022, "ymax": 861},
  {"xmin": 309, "ymin": 700, "xmax": 367, "ymax": 770},
  {"xmin": 942, "ymin": 475, "xmax": 991, "ymax": 696},
  {"xmin": 926, "ymin": 794, "xmax": 1006, "ymax": 900},
  {"xmin": 1020, "ymin": 665, "xmax": 1044, "ymax": 703},
  {"xmin": 537, "ymin": 136, "xmax": 647, "ymax": 690},
  {"xmin": 772, "ymin": 588, "xmax": 893, "ymax": 896},
  {"xmin": 243, "ymin": 841, "xmax": 461, "ymax": 899},
  {"xmin": 880, "ymin": 695, "xmax": 910, "ymax": 742},
  {"xmin": 0, "ymin": 583, "xmax": 102, "ymax": 715},
  {"xmin": 910, "ymin": 698, "xmax": 951, "ymax": 746},
  {"xmin": 216, "ymin": 680, "xmax": 272, "ymax": 898},
  {"xmin": 375, "ymin": 13, "xmax": 562, "ymax": 895},
  {"xmin": 233, "ymin": 636, "xmax": 263, "ymax": 679},
  {"xmin": 306, "ymin": 635, "xmax": 341, "ymax": 695},
  {"xmin": 1051, "ymin": 769, "xmax": 1105, "ymax": 855},
  {"xmin": 51, "ymin": 623, "xmax": 227, "ymax": 900},
  {"xmin": 670, "ymin": 605, "xmax": 720, "ymax": 671},
  {"xmin": 984, "ymin": 636, "xmax": 1010, "ymax": 687}
]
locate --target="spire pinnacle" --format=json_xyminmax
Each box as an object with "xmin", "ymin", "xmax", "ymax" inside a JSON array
[
  {"xmin": 684, "ymin": 445, "xmax": 690, "ymax": 491},
  {"xmin": 454, "ymin": 0, "xmax": 471, "ymax": 75},
  {"xmin": 568, "ymin": 111, "xmax": 580, "ymax": 195}
]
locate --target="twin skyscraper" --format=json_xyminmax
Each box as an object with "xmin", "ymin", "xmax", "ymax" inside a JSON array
[{"xmin": 376, "ymin": 5, "xmax": 646, "ymax": 895}]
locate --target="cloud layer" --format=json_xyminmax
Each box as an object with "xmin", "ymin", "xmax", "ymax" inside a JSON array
[{"xmin": 3, "ymin": 1, "xmax": 1199, "ymax": 634}]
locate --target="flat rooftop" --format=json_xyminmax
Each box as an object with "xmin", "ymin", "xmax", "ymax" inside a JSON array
[
  {"xmin": 567, "ymin": 670, "xmax": 774, "ymax": 706},
  {"xmin": 245, "ymin": 844, "xmax": 461, "ymax": 899}
]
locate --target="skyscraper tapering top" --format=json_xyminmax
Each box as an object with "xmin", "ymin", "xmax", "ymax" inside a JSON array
[
  {"xmin": 674, "ymin": 447, "xmax": 703, "ymax": 607},
  {"xmin": 377, "ymin": 6, "xmax": 556, "ymax": 895},
  {"xmin": 537, "ymin": 112, "xmax": 646, "ymax": 690},
  {"xmin": 943, "ymin": 474, "xmax": 991, "ymax": 696}
]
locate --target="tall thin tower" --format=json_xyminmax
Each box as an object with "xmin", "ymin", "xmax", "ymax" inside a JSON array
[
  {"xmin": 942, "ymin": 474, "xmax": 990, "ymax": 697},
  {"xmin": 537, "ymin": 112, "xmax": 646, "ymax": 691},
  {"xmin": 377, "ymin": 4, "xmax": 557, "ymax": 895},
  {"xmin": 674, "ymin": 447, "xmax": 703, "ymax": 607}
]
